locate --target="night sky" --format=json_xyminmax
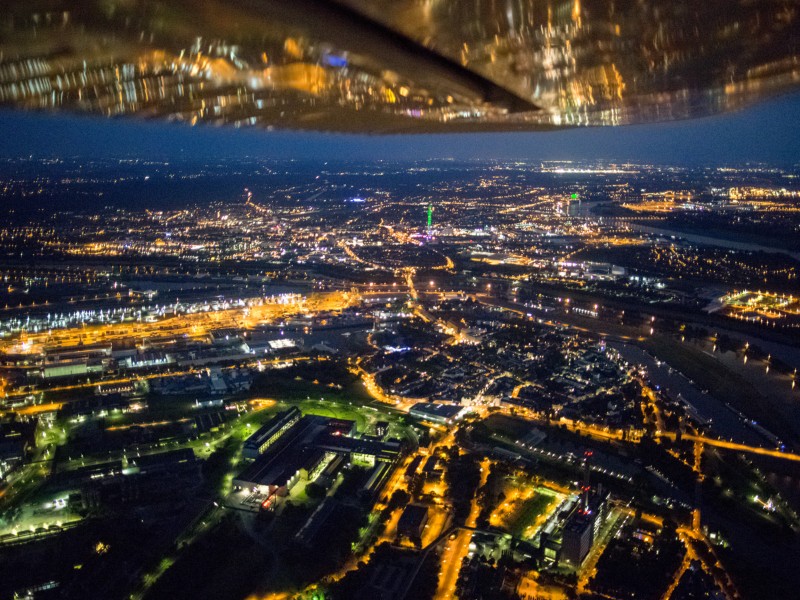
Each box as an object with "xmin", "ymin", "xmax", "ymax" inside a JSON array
[{"xmin": 0, "ymin": 91, "xmax": 798, "ymax": 165}]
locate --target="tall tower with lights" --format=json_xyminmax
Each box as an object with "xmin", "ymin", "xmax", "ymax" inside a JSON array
[{"xmin": 426, "ymin": 204, "xmax": 433, "ymax": 238}]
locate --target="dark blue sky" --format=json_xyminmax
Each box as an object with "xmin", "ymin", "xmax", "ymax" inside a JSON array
[{"xmin": 1, "ymin": 92, "xmax": 798, "ymax": 165}]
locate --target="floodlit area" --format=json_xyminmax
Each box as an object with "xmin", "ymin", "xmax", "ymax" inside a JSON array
[{"xmin": 489, "ymin": 481, "xmax": 564, "ymax": 540}]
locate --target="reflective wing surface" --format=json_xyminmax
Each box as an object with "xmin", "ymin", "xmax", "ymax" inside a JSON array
[{"xmin": 1, "ymin": 1, "xmax": 798, "ymax": 132}]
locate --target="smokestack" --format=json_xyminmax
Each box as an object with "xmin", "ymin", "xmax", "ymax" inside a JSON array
[{"xmin": 582, "ymin": 450, "xmax": 593, "ymax": 512}]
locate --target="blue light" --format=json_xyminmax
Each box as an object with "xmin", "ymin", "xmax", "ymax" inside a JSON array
[{"xmin": 323, "ymin": 54, "xmax": 348, "ymax": 68}]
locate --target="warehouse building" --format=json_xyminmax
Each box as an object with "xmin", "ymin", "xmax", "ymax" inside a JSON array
[
  {"xmin": 233, "ymin": 413, "xmax": 401, "ymax": 509},
  {"xmin": 242, "ymin": 406, "xmax": 302, "ymax": 459},
  {"xmin": 409, "ymin": 402, "xmax": 468, "ymax": 425}
]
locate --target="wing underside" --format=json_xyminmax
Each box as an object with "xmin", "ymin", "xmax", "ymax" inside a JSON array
[{"xmin": 0, "ymin": 0, "xmax": 798, "ymax": 132}]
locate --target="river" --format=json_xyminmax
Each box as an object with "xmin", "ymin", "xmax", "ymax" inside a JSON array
[
  {"xmin": 608, "ymin": 342, "xmax": 766, "ymax": 447},
  {"xmin": 625, "ymin": 223, "xmax": 800, "ymax": 262}
]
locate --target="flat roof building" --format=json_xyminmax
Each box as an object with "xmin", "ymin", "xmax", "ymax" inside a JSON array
[
  {"xmin": 242, "ymin": 406, "xmax": 302, "ymax": 459},
  {"xmin": 422, "ymin": 455, "xmax": 443, "ymax": 480},
  {"xmin": 397, "ymin": 504, "xmax": 429, "ymax": 540},
  {"xmin": 234, "ymin": 416, "xmax": 323, "ymax": 496},
  {"xmin": 409, "ymin": 402, "xmax": 468, "ymax": 425},
  {"xmin": 326, "ymin": 418, "xmax": 357, "ymax": 437},
  {"xmin": 313, "ymin": 431, "xmax": 401, "ymax": 467},
  {"xmin": 234, "ymin": 412, "xmax": 401, "ymax": 509},
  {"xmin": 404, "ymin": 455, "xmax": 423, "ymax": 481}
]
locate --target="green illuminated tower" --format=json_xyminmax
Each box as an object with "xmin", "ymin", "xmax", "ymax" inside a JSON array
[{"xmin": 426, "ymin": 204, "xmax": 433, "ymax": 238}]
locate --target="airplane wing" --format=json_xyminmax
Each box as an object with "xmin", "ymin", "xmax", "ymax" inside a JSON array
[{"xmin": 0, "ymin": 0, "xmax": 798, "ymax": 132}]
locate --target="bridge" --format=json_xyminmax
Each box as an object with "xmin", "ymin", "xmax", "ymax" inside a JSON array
[{"xmin": 655, "ymin": 431, "xmax": 800, "ymax": 463}]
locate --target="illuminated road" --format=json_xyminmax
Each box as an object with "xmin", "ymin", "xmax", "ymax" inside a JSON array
[
  {"xmin": 661, "ymin": 548, "xmax": 692, "ymax": 600},
  {"xmin": 434, "ymin": 457, "xmax": 490, "ymax": 600},
  {"xmin": 340, "ymin": 240, "xmax": 384, "ymax": 270},
  {"xmin": 348, "ymin": 356, "xmax": 413, "ymax": 409},
  {"xmin": 677, "ymin": 527, "xmax": 740, "ymax": 600},
  {"xmin": 603, "ymin": 504, "xmax": 737, "ymax": 600},
  {"xmin": 435, "ymin": 528, "xmax": 470, "ymax": 600},
  {"xmin": 643, "ymin": 383, "xmax": 666, "ymax": 432},
  {"xmin": 577, "ymin": 508, "xmax": 625, "ymax": 596},
  {"xmin": 658, "ymin": 432, "xmax": 800, "ymax": 463},
  {"xmin": 404, "ymin": 267, "xmax": 418, "ymax": 301},
  {"xmin": 508, "ymin": 404, "xmax": 800, "ymax": 467},
  {"xmin": 556, "ymin": 416, "xmax": 641, "ymax": 443}
]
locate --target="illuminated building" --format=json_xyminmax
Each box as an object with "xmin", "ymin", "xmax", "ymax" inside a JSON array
[
  {"xmin": 242, "ymin": 406, "xmax": 302, "ymax": 459},
  {"xmin": 561, "ymin": 513, "xmax": 594, "ymax": 566},
  {"xmin": 0, "ymin": 422, "xmax": 32, "ymax": 480},
  {"xmin": 234, "ymin": 415, "xmax": 400, "ymax": 502},
  {"xmin": 409, "ymin": 402, "xmax": 468, "ymax": 425},
  {"xmin": 375, "ymin": 420, "xmax": 390, "ymax": 437}
]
